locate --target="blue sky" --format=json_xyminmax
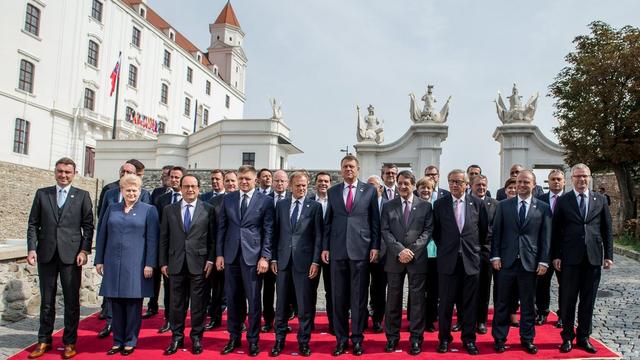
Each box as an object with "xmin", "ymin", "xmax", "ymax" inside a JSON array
[{"xmin": 149, "ymin": 0, "xmax": 638, "ymax": 191}]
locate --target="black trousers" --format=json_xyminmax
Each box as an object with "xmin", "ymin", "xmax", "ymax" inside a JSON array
[
  {"xmin": 225, "ymin": 254, "xmax": 263, "ymax": 344},
  {"xmin": 425, "ymin": 258, "xmax": 439, "ymax": 324},
  {"xmin": 368, "ymin": 261, "xmax": 387, "ymax": 324},
  {"xmin": 560, "ymin": 257, "xmax": 601, "ymax": 342},
  {"xmin": 311, "ymin": 262, "xmax": 333, "ymax": 330},
  {"xmin": 476, "ymin": 258, "xmax": 493, "ymax": 324},
  {"xmin": 262, "ymin": 271, "xmax": 276, "ymax": 326},
  {"xmin": 491, "ymin": 259, "xmax": 537, "ymax": 342},
  {"xmin": 37, "ymin": 253, "xmax": 81, "ymax": 345},
  {"xmin": 169, "ymin": 263, "xmax": 207, "ymax": 342},
  {"xmin": 438, "ymin": 255, "xmax": 478, "ymax": 344},
  {"xmin": 275, "ymin": 261, "xmax": 314, "ymax": 344},
  {"xmin": 536, "ymin": 266, "xmax": 562, "ymax": 317},
  {"xmin": 206, "ymin": 268, "xmax": 225, "ymax": 321},
  {"xmin": 385, "ymin": 271, "xmax": 426, "ymax": 342},
  {"xmin": 331, "ymin": 259, "xmax": 369, "ymax": 344},
  {"xmin": 150, "ymin": 271, "xmax": 170, "ymax": 320},
  {"xmin": 110, "ymin": 298, "xmax": 143, "ymax": 347}
]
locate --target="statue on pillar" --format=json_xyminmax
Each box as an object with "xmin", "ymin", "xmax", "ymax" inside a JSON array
[
  {"xmin": 495, "ymin": 83, "xmax": 539, "ymax": 124},
  {"xmin": 356, "ymin": 104, "xmax": 384, "ymax": 144},
  {"xmin": 269, "ymin": 97, "xmax": 283, "ymax": 120},
  {"xmin": 409, "ymin": 85, "xmax": 451, "ymax": 123}
]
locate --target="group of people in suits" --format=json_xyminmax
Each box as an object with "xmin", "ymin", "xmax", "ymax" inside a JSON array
[{"xmin": 25, "ymin": 155, "xmax": 613, "ymax": 358}]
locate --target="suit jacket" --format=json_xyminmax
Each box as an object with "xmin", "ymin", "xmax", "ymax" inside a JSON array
[
  {"xmin": 382, "ymin": 186, "xmax": 400, "ymax": 201},
  {"xmin": 151, "ymin": 186, "xmax": 171, "ymax": 204},
  {"xmin": 97, "ymin": 180, "xmax": 119, "ymax": 214},
  {"xmin": 217, "ymin": 190, "xmax": 275, "ymax": 265},
  {"xmin": 208, "ymin": 192, "xmax": 225, "ymax": 217},
  {"xmin": 432, "ymin": 193, "xmax": 488, "ymax": 275},
  {"xmin": 497, "ymin": 185, "xmax": 543, "ymax": 201},
  {"xmin": 475, "ymin": 195, "xmax": 499, "ymax": 262},
  {"xmin": 154, "ymin": 190, "xmax": 180, "ymax": 221},
  {"xmin": 323, "ymin": 180, "xmax": 381, "ymax": 261},
  {"xmin": 159, "ymin": 200, "xmax": 216, "ymax": 275},
  {"xmin": 269, "ymin": 191, "xmax": 291, "ymax": 207},
  {"xmin": 98, "ymin": 187, "xmax": 151, "ymax": 219},
  {"xmin": 551, "ymin": 190, "xmax": 613, "ymax": 266},
  {"xmin": 381, "ymin": 196, "xmax": 433, "ymax": 273},
  {"xmin": 27, "ymin": 186, "xmax": 94, "ymax": 264},
  {"xmin": 272, "ymin": 197, "xmax": 323, "ymax": 272},
  {"xmin": 491, "ymin": 197, "xmax": 552, "ymax": 272},
  {"xmin": 466, "ymin": 188, "xmax": 492, "ymax": 198},
  {"xmin": 413, "ymin": 186, "xmax": 450, "ymax": 201},
  {"xmin": 200, "ymin": 190, "xmax": 225, "ymax": 203}
]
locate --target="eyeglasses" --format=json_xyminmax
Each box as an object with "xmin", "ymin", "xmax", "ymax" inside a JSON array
[
  {"xmin": 425, "ymin": 173, "xmax": 438, "ymax": 177},
  {"xmin": 447, "ymin": 179, "xmax": 466, "ymax": 185},
  {"xmin": 273, "ymin": 179, "xmax": 287, "ymax": 183},
  {"xmin": 181, "ymin": 185, "xmax": 198, "ymax": 189}
]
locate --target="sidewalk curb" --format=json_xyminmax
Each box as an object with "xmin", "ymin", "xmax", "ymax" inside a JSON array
[{"xmin": 614, "ymin": 244, "xmax": 640, "ymax": 262}]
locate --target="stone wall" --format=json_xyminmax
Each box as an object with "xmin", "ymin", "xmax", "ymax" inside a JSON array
[{"xmin": 592, "ymin": 172, "xmax": 640, "ymax": 234}]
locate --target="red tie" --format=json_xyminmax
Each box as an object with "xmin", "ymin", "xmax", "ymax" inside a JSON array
[{"xmin": 346, "ymin": 185, "xmax": 354, "ymax": 213}]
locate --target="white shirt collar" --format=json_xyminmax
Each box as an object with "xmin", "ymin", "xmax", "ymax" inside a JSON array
[
  {"xmin": 241, "ymin": 188, "xmax": 256, "ymax": 198},
  {"xmin": 401, "ymin": 193, "xmax": 414, "ymax": 204},
  {"xmin": 181, "ymin": 198, "xmax": 197, "ymax": 208},
  {"xmin": 518, "ymin": 195, "xmax": 533, "ymax": 204},
  {"xmin": 452, "ymin": 193, "xmax": 466, "ymax": 203},
  {"xmin": 574, "ymin": 189, "xmax": 589, "ymax": 198},
  {"xmin": 343, "ymin": 180, "xmax": 358, "ymax": 189},
  {"xmin": 56, "ymin": 184, "xmax": 71, "ymax": 193}
]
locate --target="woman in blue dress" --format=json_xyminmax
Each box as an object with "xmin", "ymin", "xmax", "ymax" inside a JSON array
[{"xmin": 95, "ymin": 174, "xmax": 159, "ymax": 355}]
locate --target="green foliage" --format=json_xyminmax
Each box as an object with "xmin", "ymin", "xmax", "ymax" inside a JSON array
[{"xmin": 615, "ymin": 231, "xmax": 640, "ymax": 252}]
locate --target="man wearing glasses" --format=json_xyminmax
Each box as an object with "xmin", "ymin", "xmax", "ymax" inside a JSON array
[
  {"xmin": 381, "ymin": 164, "xmax": 399, "ymax": 201},
  {"xmin": 423, "ymin": 165, "xmax": 450, "ymax": 202}
]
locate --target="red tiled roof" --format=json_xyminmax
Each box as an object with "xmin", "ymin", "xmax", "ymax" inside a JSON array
[{"xmin": 214, "ymin": 1, "xmax": 241, "ymax": 28}]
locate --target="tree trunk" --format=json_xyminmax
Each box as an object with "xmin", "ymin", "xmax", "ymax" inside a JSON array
[{"xmin": 611, "ymin": 163, "xmax": 638, "ymax": 231}]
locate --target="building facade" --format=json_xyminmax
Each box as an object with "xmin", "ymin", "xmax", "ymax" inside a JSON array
[{"xmin": 1, "ymin": 0, "xmax": 248, "ymax": 176}]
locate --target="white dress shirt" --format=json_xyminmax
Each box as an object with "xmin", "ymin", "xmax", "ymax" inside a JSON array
[
  {"xmin": 315, "ymin": 194, "xmax": 328, "ymax": 218},
  {"xmin": 240, "ymin": 188, "xmax": 256, "ymax": 210},
  {"xmin": 342, "ymin": 180, "xmax": 359, "ymax": 204},
  {"xmin": 180, "ymin": 198, "xmax": 197, "ymax": 223},
  {"xmin": 574, "ymin": 189, "xmax": 590, "ymax": 218},
  {"xmin": 289, "ymin": 197, "xmax": 304, "ymax": 223}
]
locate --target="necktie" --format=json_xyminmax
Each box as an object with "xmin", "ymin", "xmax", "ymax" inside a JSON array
[
  {"xmin": 172, "ymin": 192, "xmax": 180, "ymax": 204},
  {"xmin": 345, "ymin": 185, "xmax": 354, "ymax": 213},
  {"xmin": 240, "ymin": 194, "xmax": 248, "ymax": 219},
  {"xmin": 579, "ymin": 193, "xmax": 586, "ymax": 219},
  {"xmin": 183, "ymin": 204, "xmax": 192, "ymax": 233},
  {"xmin": 291, "ymin": 200, "xmax": 300, "ymax": 229},
  {"xmin": 277, "ymin": 194, "xmax": 282, "ymax": 202},
  {"xmin": 388, "ymin": 188, "xmax": 394, "ymax": 200},
  {"xmin": 403, "ymin": 200, "xmax": 411, "ymax": 226},
  {"xmin": 519, "ymin": 200, "xmax": 526, "ymax": 225},
  {"xmin": 57, "ymin": 189, "xmax": 67, "ymax": 208},
  {"xmin": 454, "ymin": 199, "xmax": 463, "ymax": 232},
  {"xmin": 551, "ymin": 194, "xmax": 557, "ymax": 213}
]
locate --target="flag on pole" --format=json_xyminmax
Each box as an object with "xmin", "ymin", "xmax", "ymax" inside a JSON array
[{"xmin": 109, "ymin": 52, "xmax": 122, "ymax": 96}]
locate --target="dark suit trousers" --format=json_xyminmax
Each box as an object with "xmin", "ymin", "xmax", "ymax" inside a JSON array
[
  {"xmin": 37, "ymin": 252, "xmax": 81, "ymax": 345},
  {"xmin": 331, "ymin": 259, "xmax": 369, "ymax": 344},
  {"xmin": 225, "ymin": 253, "xmax": 263, "ymax": 344},
  {"xmin": 275, "ymin": 261, "xmax": 314, "ymax": 344},
  {"xmin": 560, "ymin": 257, "xmax": 601, "ymax": 342},
  {"xmin": 438, "ymin": 255, "xmax": 478, "ymax": 344},
  {"xmin": 169, "ymin": 263, "xmax": 207, "ymax": 341},
  {"xmin": 150, "ymin": 271, "xmax": 170, "ymax": 320},
  {"xmin": 207, "ymin": 269, "xmax": 225, "ymax": 320},
  {"xmin": 476, "ymin": 257, "xmax": 493, "ymax": 324},
  {"xmin": 369, "ymin": 261, "xmax": 387, "ymax": 323},
  {"xmin": 312, "ymin": 262, "xmax": 333, "ymax": 330},
  {"xmin": 262, "ymin": 271, "xmax": 276, "ymax": 326},
  {"xmin": 425, "ymin": 258, "xmax": 439, "ymax": 324},
  {"xmin": 385, "ymin": 271, "xmax": 426, "ymax": 342},
  {"xmin": 110, "ymin": 298, "xmax": 143, "ymax": 347},
  {"xmin": 492, "ymin": 259, "xmax": 537, "ymax": 342},
  {"xmin": 536, "ymin": 266, "xmax": 562, "ymax": 317}
]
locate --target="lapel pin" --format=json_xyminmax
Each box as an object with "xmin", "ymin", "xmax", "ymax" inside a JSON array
[
  {"xmin": 359, "ymin": 188, "xmax": 364, "ymax": 192},
  {"xmin": 533, "ymin": 204, "xmax": 537, "ymax": 209},
  {"xmin": 133, "ymin": 213, "xmax": 137, "ymax": 216},
  {"xmin": 70, "ymin": 195, "xmax": 75, "ymax": 198},
  {"xmin": 306, "ymin": 204, "xmax": 310, "ymax": 208},
  {"xmin": 593, "ymin": 197, "xmax": 597, "ymax": 201}
]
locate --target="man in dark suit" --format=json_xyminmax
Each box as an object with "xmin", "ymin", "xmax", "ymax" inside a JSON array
[
  {"xmin": 432, "ymin": 169, "xmax": 488, "ymax": 355},
  {"xmin": 535, "ymin": 169, "xmax": 565, "ymax": 327},
  {"xmin": 269, "ymin": 171, "xmax": 323, "ymax": 357},
  {"xmin": 491, "ymin": 170, "xmax": 552, "ymax": 354},
  {"xmin": 470, "ymin": 175, "xmax": 499, "ymax": 335},
  {"xmin": 381, "ymin": 170, "xmax": 433, "ymax": 355},
  {"xmin": 97, "ymin": 163, "xmax": 137, "ymax": 218},
  {"xmin": 381, "ymin": 163, "xmax": 399, "ymax": 201},
  {"xmin": 150, "ymin": 165, "xmax": 173, "ymax": 205},
  {"xmin": 496, "ymin": 164, "xmax": 544, "ymax": 201},
  {"xmin": 552, "ymin": 163, "xmax": 613, "ymax": 354},
  {"xmin": 257, "ymin": 168, "xmax": 273, "ymax": 195},
  {"xmin": 200, "ymin": 169, "xmax": 225, "ymax": 203},
  {"xmin": 216, "ymin": 165, "xmax": 274, "ymax": 357},
  {"xmin": 423, "ymin": 165, "xmax": 450, "ymax": 201},
  {"xmin": 27, "ymin": 157, "xmax": 94, "ymax": 360},
  {"xmin": 366, "ymin": 175, "xmax": 387, "ymax": 333},
  {"xmin": 466, "ymin": 165, "xmax": 492, "ymax": 198},
  {"xmin": 160, "ymin": 174, "xmax": 215, "ymax": 355},
  {"xmin": 150, "ymin": 166, "xmax": 186, "ymax": 332},
  {"xmin": 321, "ymin": 155, "xmax": 380, "ymax": 356}
]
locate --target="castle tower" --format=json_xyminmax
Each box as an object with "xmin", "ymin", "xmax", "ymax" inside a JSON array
[{"xmin": 208, "ymin": 1, "xmax": 247, "ymax": 94}]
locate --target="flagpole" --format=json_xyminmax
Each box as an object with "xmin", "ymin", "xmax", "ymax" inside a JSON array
[{"xmin": 111, "ymin": 53, "xmax": 122, "ymax": 139}]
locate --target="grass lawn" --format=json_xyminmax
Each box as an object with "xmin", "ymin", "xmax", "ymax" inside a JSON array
[{"xmin": 615, "ymin": 233, "xmax": 640, "ymax": 253}]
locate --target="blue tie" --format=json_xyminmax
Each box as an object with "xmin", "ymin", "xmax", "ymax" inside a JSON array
[
  {"xmin": 579, "ymin": 193, "xmax": 586, "ymax": 219},
  {"xmin": 240, "ymin": 194, "xmax": 248, "ymax": 220},
  {"xmin": 184, "ymin": 204, "xmax": 192, "ymax": 233},
  {"xmin": 172, "ymin": 192, "xmax": 180, "ymax": 204},
  {"xmin": 57, "ymin": 189, "xmax": 67, "ymax": 208},
  {"xmin": 291, "ymin": 200, "xmax": 300, "ymax": 229},
  {"xmin": 519, "ymin": 200, "xmax": 526, "ymax": 225}
]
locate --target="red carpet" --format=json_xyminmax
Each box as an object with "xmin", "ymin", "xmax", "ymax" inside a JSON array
[{"xmin": 10, "ymin": 310, "xmax": 620, "ymax": 359}]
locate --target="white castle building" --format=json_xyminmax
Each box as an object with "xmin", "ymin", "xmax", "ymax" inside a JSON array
[{"xmin": 1, "ymin": 0, "xmax": 301, "ymax": 178}]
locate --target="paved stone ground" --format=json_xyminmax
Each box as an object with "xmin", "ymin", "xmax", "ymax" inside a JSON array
[{"xmin": 0, "ymin": 255, "xmax": 638, "ymax": 359}]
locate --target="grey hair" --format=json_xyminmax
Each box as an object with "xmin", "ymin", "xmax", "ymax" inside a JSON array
[{"xmin": 571, "ymin": 163, "xmax": 591, "ymax": 176}]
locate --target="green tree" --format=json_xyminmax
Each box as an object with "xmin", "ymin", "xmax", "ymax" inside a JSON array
[{"xmin": 549, "ymin": 21, "xmax": 640, "ymax": 228}]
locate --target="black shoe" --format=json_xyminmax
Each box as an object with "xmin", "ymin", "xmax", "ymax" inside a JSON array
[
  {"xmin": 409, "ymin": 341, "xmax": 422, "ymax": 356},
  {"xmin": 463, "ymin": 342, "xmax": 479, "ymax": 355},
  {"xmin": 142, "ymin": 308, "xmax": 158, "ymax": 319},
  {"xmin": 556, "ymin": 318, "xmax": 563, "ymax": 328},
  {"xmin": 510, "ymin": 321, "xmax": 520, "ymax": 328},
  {"xmin": 158, "ymin": 321, "xmax": 171, "ymax": 334},
  {"xmin": 288, "ymin": 311, "xmax": 297, "ymax": 320},
  {"xmin": 494, "ymin": 341, "xmax": 506, "ymax": 353},
  {"xmin": 261, "ymin": 324, "xmax": 273, "ymax": 333},
  {"xmin": 476, "ymin": 322, "xmax": 487, "ymax": 334},
  {"xmin": 372, "ymin": 321, "xmax": 383, "ymax": 333},
  {"xmin": 221, "ymin": 339, "xmax": 241, "ymax": 355},
  {"xmin": 535, "ymin": 314, "xmax": 547, "ymax": 326},
  {"xmin": 332, "ymin": 342, "xmax": 348, "ymax": 356},
  {"xmin": 299, "ymin": 343, "xmax": 311, "ymax": 357},
  {"xmin": 98, "ymin": 312, "xmax": 106, "ymax": 320},
  {"xmin": 249, "ymin": 343, "xmax": 260, "ymax": 357},
  {"xmin": 352, "ymin": 342, "xmax": 363, "ymax": 356},
  {"xmin": 164, "ymin": 340, "xmax": 184, "ymax": 355},
  {"xmin": 521, "ymin": 340, "xmax": 538, "ymax": 354},
  {"xmin": 559, "ymin": 340, "xmax": 572, "ymax": 353},
  {"xmin": 285, "ymin": 326, "xmax": 292, "ymax": 333},
  {"xmin": 121, "ymin": 347, "xmax": 135, "ymax": 356},
  {"xmin": 576, "ymin": 339, "xmax": 597, "ymax": 354},
  {"xmin": 425, "ymin": 323, "xmax": 436, "ymax": 332},
  {"xmin": 106, "ymin": 346, "xmax": 122, "ymax": 355},
  {"xmin": 192, "ymin": 338, "xmax": 203, "ymax": 355},
  {"xmin": 204, "ymin": 318, "xmax": 221, "ymax": 331},
  {"xmin": 451, "ymin": 323, "xmax": 462, "ymax": 332},
  {"xmin": 384, "ymin": 340, "xmax": 397, "ymax": 353},
  {"xmin": 436, "ymin": 341, "xmax": 449, "ymax": 353},
  {"xmin": 98, "ymin": 325, "xmax": 112, "ymax": 338},
  {"xmin": 270, "ymin": 340, "xmax": 284, "ymax": 357}
]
